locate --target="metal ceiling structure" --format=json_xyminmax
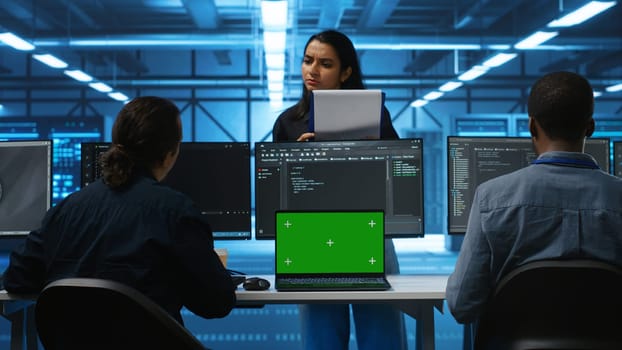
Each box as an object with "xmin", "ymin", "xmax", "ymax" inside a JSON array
[
  {"xmin": 0, "ymin": 0, "xmax": 620, "ymax": 241},
  {"xmin": 0, "ymin": 0, "xmax": 620, "ymax": 108}
]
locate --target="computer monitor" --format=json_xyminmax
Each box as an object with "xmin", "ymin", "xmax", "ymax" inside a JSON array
[
  {"xmin": 447, "ymin": 136, "xmax": 610, "ymax": 234},
  {"xmin": 584, "ymin": 138, "xmax": 611, "ymax": 173},
  {"xmin": 0, "ymin": 140, "xmax": 53, "ymax": 236},
  {"xmin": 614, "ymin": 141, "xmax": 622, "ymax": 177},
  {"xmin": 0, "ymin": 116, "xmax": 104, "ymax": 205},
  {"xmin": 81, "ymin": 142, "xmax": 252, "ymax": 240},
  {"xmin": 254, "ymin": 139, "xmax": 424, "ymax": 239}
]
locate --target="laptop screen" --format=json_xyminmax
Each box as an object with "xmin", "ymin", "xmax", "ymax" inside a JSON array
[{"xmin": 275, "ymin": 210, "xmax": 385, "ymax": 274}]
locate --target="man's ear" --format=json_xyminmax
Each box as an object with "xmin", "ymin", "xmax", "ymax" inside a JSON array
[
  {"xmin": 528, "ymin": 116, "xmax": 538, "ymax": 138},
  {"xmin": 585, "ymin": 118, "xmax": 595, "ymax": 137}
]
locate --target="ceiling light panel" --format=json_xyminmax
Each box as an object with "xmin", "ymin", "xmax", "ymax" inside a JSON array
[
  {"xmin": 33, "ymin": 54, "xmax": 68, "ymax": 69},
  {"xmin": 482, "ymin": 53, "xmax": 518, "ymax": 68},
  {"xmin": 514, "ymin": 31, "xmax": 559, "ymax": 49},
  {"xmin": 0, "ymin": 32, "xmax": 35, "ymax": 51},
  {"xmin": 547, "ymin": 1, "xmax": 617, "ymax": 28},
  {"xmin": 458, "ymin": 65, "xmax": 489, "ymax": 81},
  {"xmin": 63, "ymin": 70, "xmax": 93, "ymax": 82}
]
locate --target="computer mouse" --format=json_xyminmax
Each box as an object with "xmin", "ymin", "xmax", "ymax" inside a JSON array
[{"xmin": 242, "ymin": 277, "xmax": 271, "ymax": 291}]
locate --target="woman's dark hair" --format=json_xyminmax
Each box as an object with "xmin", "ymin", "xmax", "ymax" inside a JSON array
[
  {"xmin": 528, "ymin": 71, "xmax": 594, "ymax": 141},
  {"xmin": 100, "ymin": 96, "xmax": 181, "ymax": 189},
  {"xmin": 290, "ymin": 30, "xmax": 365, "ymax": 120}
]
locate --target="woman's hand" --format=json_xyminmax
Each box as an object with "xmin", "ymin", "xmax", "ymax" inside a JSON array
[{"xmin": 296, "ymin": 132, "xmax": 315, "ymax": 142}]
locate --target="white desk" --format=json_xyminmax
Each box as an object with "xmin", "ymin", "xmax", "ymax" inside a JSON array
[
  {"xmin": 0, "ymin": 274, "xmax": 448, "ymax": 350},
  {"xmin": 237, "ymin": 274, "xmax": 448, "ymax": 350}
]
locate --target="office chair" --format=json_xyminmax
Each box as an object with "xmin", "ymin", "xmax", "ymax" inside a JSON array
[
  {"xmin": 474, "ymin": 259, "xmax": 622, "ymax": 350},
  {"xmin": 35, "ymin": 278, "xmax": 207, "ymax": 350}
]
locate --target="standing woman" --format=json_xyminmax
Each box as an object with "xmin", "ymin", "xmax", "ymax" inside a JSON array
[{"xmin": 272, "ymin": 30, "xmax": 406, "ymax": 350}]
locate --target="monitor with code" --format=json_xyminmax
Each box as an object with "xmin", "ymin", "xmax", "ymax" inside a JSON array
[
  {"xmin": 255, "ymin": 139, "xmax": 424, "ymax": 239},
  {"xmin": 447, "ymin": 136, "xmax": 610, "ymax": 234}
]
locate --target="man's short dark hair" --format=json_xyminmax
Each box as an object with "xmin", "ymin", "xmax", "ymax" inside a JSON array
[{"xmin": 528, "ymin": 71, "xmax": 594, "ymax": 141}]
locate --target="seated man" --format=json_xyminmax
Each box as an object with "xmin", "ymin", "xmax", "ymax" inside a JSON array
[{"xmin": 446, "ymin": 71, "xmax": 622, "ymax": 324}]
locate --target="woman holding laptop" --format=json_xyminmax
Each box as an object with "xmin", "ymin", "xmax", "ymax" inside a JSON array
[
  {"xmin": 272, "ymin": 29, "xmax": 398, "ymax": 143},
  {"xmin": 272, "ymin": 30, "xmax": 406, "ymax": 350}
]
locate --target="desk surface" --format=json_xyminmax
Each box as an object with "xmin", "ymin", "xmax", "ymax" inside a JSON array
[
  {"xmin": 0, "ymin": 274, "xmax": 448, "ymax": 303},
  {"xmin": 0, "ymin": 274, "xmax": 448, "ymax": 302},
  {"xmin": 236, "ymin": 274, "xmax": 447, "ymax": 305},
  {"xmin": 0, "ymin": 291, "xmax": 34, "ymax": 302},
  {"xmin": 0, "ymin": 274, "xmax": 448, "ymax": 350}
]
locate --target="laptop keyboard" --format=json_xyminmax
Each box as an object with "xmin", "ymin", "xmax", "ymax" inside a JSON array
[{"xmin": 277, "ymin": 276, "xmax": 389, "ymax": 289}]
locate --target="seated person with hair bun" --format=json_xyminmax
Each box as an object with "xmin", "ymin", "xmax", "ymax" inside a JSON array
[{"xmin": 2, "ymin": 96, "xmax": 236, "ymax": 326}]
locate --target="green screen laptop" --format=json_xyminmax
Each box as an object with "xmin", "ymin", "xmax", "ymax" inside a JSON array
[{"xmin": 275, "ymin": 210, "xmax": 391, "ymax": 291}]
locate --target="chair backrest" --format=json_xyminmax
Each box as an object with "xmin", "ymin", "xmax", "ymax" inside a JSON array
[
  {"xmin": 35, "ymin": 278, "xmax": 206, "ymax": 350},
  {"xmin": 474, "ymin": 259, "xmax": 622, "ymax": 350}
]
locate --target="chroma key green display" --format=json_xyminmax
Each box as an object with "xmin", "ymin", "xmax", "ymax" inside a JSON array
[{"xmin": 275, "ymin": 211, "xmax": 384, "ymax": 274}]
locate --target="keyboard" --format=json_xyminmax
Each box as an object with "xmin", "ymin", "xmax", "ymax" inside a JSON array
[{"xmin": 275, "ymin": 276, "xmax": 390, "ymax": 291}]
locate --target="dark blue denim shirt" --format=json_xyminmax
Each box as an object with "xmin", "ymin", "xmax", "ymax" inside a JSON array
[{"xmin": 3, "ymin": 175, "xmax": 236, "ymax": 323}]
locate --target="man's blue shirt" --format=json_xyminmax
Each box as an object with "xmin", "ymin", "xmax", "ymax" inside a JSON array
[{"xmin": 446, "ymin": 151, "xmax": 622, "ymax": 324}]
